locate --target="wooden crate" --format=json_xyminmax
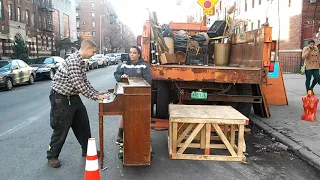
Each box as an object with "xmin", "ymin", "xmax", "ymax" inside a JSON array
[{"xmin": 168, "ymin": 104, "xmax": 249, "ymax": 162}]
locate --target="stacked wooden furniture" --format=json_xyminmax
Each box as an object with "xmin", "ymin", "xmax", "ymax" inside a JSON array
[
  {"xmin": 168, "ymin": 104, "xmax": 248, "ymax": 162},
  {"xmin": 98, "ymin": 77, "xmax": 151, "ymax": 168}
]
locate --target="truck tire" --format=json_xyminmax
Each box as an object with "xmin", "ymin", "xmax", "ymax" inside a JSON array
[
  {"xmin": 236, "ymin": 84, "xmax": 253, "ymax": 118},
  {"xmin": 155, "ymin": 81, "xmax": 170, "ymax": 119}
]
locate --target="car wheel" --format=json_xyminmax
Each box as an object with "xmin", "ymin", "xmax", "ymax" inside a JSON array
[
  {"xmin": 28, "ymin": 74, "xmax": 34, "ymax": 85},
  {"xmin": 5, "ymin": 78, "xmax": 13, "ymax": 91},
  {"xmin": 50, "ymin": 70, "xmax": 55, "ymax": 80}
]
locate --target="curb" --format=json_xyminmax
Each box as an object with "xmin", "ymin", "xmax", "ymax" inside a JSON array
[{"xmin": 251, "ymin": 115, "xmax": 320, "ymax": 171}]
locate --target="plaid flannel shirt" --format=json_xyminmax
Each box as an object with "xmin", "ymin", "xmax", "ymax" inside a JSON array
[{"xmin": 51, "ymin": 51, "xmax": 99, "ymax": 100}]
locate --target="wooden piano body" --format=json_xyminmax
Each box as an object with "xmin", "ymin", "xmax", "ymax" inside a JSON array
[{"xmin": 98, "ymin": 77, "xmax": 151, "ymax": 168}]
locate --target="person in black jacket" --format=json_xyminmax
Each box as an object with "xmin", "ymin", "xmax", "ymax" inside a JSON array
[{"xmin": 114, "ymin": 46, "xmax": 152, "ymax": 143}]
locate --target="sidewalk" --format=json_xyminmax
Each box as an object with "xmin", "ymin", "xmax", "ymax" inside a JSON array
[{"xmin": 251, "ymin": 74, "xmax": 320, "ymax": 170}]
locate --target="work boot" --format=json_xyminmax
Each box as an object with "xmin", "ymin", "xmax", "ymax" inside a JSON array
[
  {"xmin": 116, "ymin": 128, "xmax": 124, "ymax": 144},
  {"xmin": 82, "ymin": 150, "xmax": 100, "ymax": 157},
  {"xmin": 48, "ymin": 158, "xmax": 61, "ymax": 168}
]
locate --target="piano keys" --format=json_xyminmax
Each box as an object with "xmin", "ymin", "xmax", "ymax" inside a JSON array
[{"xmin": 98, "ymin": 77, "xmax": 151, "ymax": 168}]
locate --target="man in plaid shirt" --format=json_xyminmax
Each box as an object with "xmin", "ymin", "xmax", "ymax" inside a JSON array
[{"xmin": 47, "ymin": 40, "xmax": 108, "ymax": 168}]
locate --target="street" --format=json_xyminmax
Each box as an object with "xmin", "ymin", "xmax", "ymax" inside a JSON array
[{"xmin": 0, "ymin": 66, "xmax": 319, "ymax": 180}]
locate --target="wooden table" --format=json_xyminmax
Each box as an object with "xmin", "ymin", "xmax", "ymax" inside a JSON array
[{"xmin": 168, "ymin": 104, "xmax": 249, "ymax": 162}]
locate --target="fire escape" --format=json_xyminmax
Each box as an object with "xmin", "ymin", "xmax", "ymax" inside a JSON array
[{"xmin": 38, "ymin": 0, "xmax": 54, "ymax": 33}]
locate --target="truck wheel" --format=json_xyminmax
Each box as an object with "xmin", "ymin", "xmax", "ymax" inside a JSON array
[
  {"xmin": 156, "ymin": 81, "xmax": 170, "ymax": 119},
  {"xmin": 236, "ymin": 84, "xmax": 253, "ymax": 118}
]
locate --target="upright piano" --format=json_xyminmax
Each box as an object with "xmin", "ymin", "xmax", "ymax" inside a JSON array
[{"xmin": 98, "ymin": 77, "xmax": 151, "ymax": 168}]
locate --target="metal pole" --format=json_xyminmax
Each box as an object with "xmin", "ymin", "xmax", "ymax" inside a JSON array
[{"xmin": 99, "ymin": 15, "xmax": 102, "ymax": 53}]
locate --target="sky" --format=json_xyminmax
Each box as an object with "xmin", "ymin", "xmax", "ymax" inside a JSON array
[{"xmin": 109, "ymin": 0, "xmax": 199, "ymax": 36}]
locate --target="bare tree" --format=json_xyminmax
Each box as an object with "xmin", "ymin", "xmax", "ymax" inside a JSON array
[{"xmin": 103, "ymin": 1, "xmax": 136, "ymax": 53}]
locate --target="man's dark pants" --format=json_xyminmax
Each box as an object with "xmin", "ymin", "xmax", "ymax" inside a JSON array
[{"xmin": 47, "ymin": 89, "xmax": 91, "ymax": 159}]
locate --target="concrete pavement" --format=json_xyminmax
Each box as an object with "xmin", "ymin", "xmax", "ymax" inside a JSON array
[{"xmin": 252, "ymin": 74, "xmax": 320, "ymax": 170}]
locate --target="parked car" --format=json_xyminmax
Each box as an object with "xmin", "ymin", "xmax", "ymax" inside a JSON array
[
  {"xmin": 106, "ymin": 53, "xmax": 116, "ymax": 65},
  {"xmin": 0, "ymin": 59, "xmax": 36, "ymax": 91},
  {"xmin": 88, "ymin": 58, "xmax": 98, "ymax": 70},
  {"xmin": 120, "ymin": 53, "xmax": 129, "ymax": 63},
  {"xmin": 90, "ymin": 54, "xmax": 106, "ymax": 67},
  {"xmin": 29, "ymin": 56, "xmax": 65, "ymax": 80}
]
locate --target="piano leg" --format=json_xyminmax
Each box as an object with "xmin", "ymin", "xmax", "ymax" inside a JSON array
[{"xmin": 99, "ymin": 114, "xmax": 104, "ymax": 169}]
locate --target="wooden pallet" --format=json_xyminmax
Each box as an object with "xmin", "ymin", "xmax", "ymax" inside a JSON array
[{"xmin": 168, "ymin": 104, "xmax": 248, "ymax": 162}]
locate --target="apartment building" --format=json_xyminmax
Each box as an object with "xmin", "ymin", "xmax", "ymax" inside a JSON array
[
  {"xmin": 0, "ymin": 0, "xmax": 54, "ymax": 58},
  {"xmin": 76, "ymin": 0, "xmax": 108, "ymax": 53},
  {"xmin": 209, "ymin": 0, "xmax": 320, "ymax": 59},
  {"xmin": 52, "ymin": 0, "xmax": 77, "ymax": 42}
]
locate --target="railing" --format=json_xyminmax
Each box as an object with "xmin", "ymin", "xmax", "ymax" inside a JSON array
[{"xmin": 278, "ymin": 56, "xmax": 303, "ymax": 74}]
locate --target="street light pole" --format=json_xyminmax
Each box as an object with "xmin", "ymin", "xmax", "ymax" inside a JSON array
[{"xmin": 100, "ymin": 14, "xmax": 107, "ymax": 54}]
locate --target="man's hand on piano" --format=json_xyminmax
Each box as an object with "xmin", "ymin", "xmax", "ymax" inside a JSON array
[
  {"xmin": 99, "ymin": 91, "xmax": 108, "ymax": 95},
  {"xmin": 98, "ymin": 94, "xmax": 109, "ymax": 100},
  {"xmin": 121, "ymin": 74, "xmax": 129, "ymax": 79}
]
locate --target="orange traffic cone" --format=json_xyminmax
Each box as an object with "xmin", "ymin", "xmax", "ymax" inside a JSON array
[{"xmin": 84, "ymin": 138, "xmax": 100, "ymax": 180}]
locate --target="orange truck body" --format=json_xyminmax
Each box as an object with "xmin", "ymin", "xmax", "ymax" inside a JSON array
[{"xmin": 138, "ymin": 21, "xmax": 288, "ymax": 120}]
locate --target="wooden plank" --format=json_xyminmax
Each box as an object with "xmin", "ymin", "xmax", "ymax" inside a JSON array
[
  {"xmin": 172, "ymin": 122, "xmax": 178, "ymax": 154},
  {"xmin": 205, "ymin": 123, "xmax": 211, "ymax": 155},
  {"xmin": 177, "ymin": 124, "xmax": 194, "ymax": 145},
  {"xmin": 171, "ymin": 154, "xmax": 244, "ymax": 161},
  {"xmin": 212, "ymin": 124, "xmax": 237, "ymax": 157},
  {"xmin": 177, "ymin": 123, "xmax": 204, "ymax": 154},
  {"xmin": 230, "ymin": 125, "xmax": 236, "ymax": 149},
  {"xmin": 237, "ymin": 125, "xmax": 245, "ymax": 157},
  {"xmin": 177, "ymin": 143, "xmax": 226, "ymax": 149},
  {"xmin": 169, "ymin": 105, "xmax": 248, "ymax": 122},
  {"xmin": 200, "ymin": 126, "xmax": 206, "ymax": 149}
]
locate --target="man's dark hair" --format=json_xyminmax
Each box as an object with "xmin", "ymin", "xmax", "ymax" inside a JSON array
[
  {"xmin": 130, "ymin": 46, "xmax": 142, "ymax": 58},
  {"xmin": 308, "ymin": 40, "xmax": 315, "ymax": 44},
  {"xmin": 81, "ymin": 40, "xmax": 97, "ymax": 48}
]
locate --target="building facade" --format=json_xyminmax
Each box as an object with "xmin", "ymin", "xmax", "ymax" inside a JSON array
[
  {"xmin": 52, "ymin": 0, "xmax": 77, "ymax": 42},
  {"xmin": 0, "ymin": 0, "xmax": 55, "ymax": 59},
  {"xmin": 209, "ymin": 0, "xmax": 320, "ymax": 58},
  {"xmin": 75, "ymin": 0, "xmax": 108, "ymax": 53}
]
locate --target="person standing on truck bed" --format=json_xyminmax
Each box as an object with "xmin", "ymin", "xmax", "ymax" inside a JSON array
[
  {"xmin": 47, "ymin": 40, "xmax": 109, "ymax": 168},
  {"xmin": 302, "ymin": 40, "xmax": 320, "ymax": 93},
  {"xmin": 114, "ymin": 46, "xmax": 152, "ymax": 143}
]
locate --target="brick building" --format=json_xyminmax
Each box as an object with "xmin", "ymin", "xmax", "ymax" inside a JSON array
[
  {"xmin": 209, "ymin": 0, "xmax": 320, "ymax": 73},
  {"xmin": 75, "ymin": 0, "xmax": 108, "ymax": 53},
  {"xmin": 0, "ymin": 0, "xmax": 55, "ymax": 59}
]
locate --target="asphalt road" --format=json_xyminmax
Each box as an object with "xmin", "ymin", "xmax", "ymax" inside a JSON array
[{"xmin": 0, "ymin": 66, "xmax": 320, "ymax": 180}]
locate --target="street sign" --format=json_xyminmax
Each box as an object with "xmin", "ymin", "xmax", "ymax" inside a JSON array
[
  {"xmin": 197, "ymin": 0, "xmax": 218, "ymax": 10},
  {"xmin": 203, "ymin": 9, "xmax": 214, "ymax": 15}
]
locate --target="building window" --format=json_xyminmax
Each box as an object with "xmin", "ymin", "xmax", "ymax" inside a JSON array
[
  {"xmin": 81, "ymin": 2, "xmax": 83, "ymax": 7},
  {"xmin": 289, "ymin": 0, "xmax": 291, "ymax": 7},
  {"xmin": 77, "ymin": 32, "xmax": 81, "ymax": 37},
  {"xmin": 77, "ymin": 21, "xmax": 80, "ymax": 27},
  {"xmin": 44, "ymin": 17, "xmax": 46, "ymax": 29},
  {"xmin": 91, "ymin": 12, "xmax": 95, "ymax": 17},
  {"xmin": 252, "ymin": 0, "xmax": 255, "ymax": 9},
  {"xmin": 245, "ymin": 0, "xmax": 247, "ymax": 12},
  {"xmin": 8, "ymin": 4, "xmax": 13, "ymax": 20},
  {"xmin": 76, "ymin": 12, "xmax": 79, "ymax": 17},
  {"xmin": 17, "ymin": 7, "xmax": 21, "ymax": 22},
  {"xmin": 244, "ymin": 24, "xmax": 248, "ymax": 32},
  {"xmin": 32, "ymin": 12, "xmax": 36, "ymax": 26},
  {"xmin": 26, "ymin": 10, "xmax": 30, "ymax": 26},
  {"xmin": 83, "ymin": 21, "xmax": 86, "ymax": 25},
  {"xmin": 91, "ymin": 2, "xmax": 94, "ymax": 8},
  {"xmin": 39, "ymin": 16, "xmax": 41, "ymax": 29},
  {"xmin": 92, "ymin": 31, "xmax": 96, "ymax": 36},
  {"xmin": 92, "ymin": 22, "xmax": 95, "ymax": 27},
  {"xmin": 258, "ymin": 20, "xmax": 260, "ymax": 28},
  {"xmin": 251, "ymin": 22, "xmax": 254, "ymax": 30},
  {"xmin": 259, "ymin": 0, "xmax": 261, "ymax": 5}
]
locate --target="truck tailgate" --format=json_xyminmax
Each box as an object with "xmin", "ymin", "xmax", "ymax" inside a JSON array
[{"xmin": 151, "ymin": 65, "xmax": 262, "ymax": 84}]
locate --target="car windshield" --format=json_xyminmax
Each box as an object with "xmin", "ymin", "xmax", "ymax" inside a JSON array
[
  {"xmin": 0, "ymin": 61, "xmax": 11, "ymax": 71},
  {"xmin": 92, "ymin": 54, "xmax": 102, "ymax": 58},
  {"xmin": 43, "ymin": 58, "xmax": 54, "ymax": 64}
]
